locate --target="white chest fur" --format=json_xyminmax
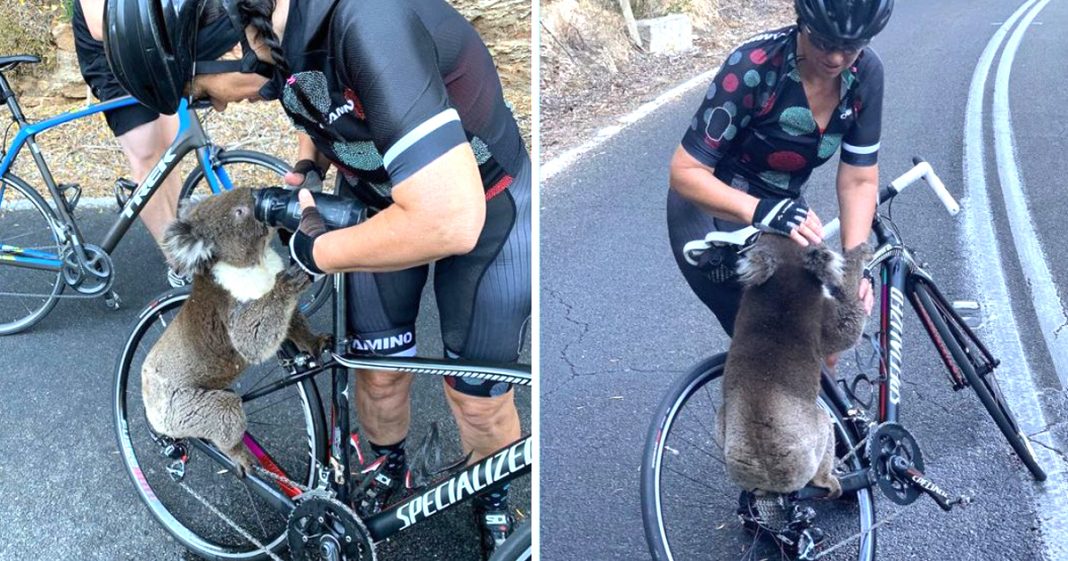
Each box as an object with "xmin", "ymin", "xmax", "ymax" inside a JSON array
[{"xmin": 212, "ymin": 249, "xmax": 285, "ymax": 302}]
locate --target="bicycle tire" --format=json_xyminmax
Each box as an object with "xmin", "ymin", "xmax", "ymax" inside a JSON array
[
  {"xmin": 641, "ymin": 354, "xmax": 876, "ymax": 561},
  {"xmin": 0, "ymin": 172, "xmax": 64, "ymax": 335},
  {"xmin": 488, "ymin": 518, "xmax": 532, "ymax": 561},
  {"xmin": 912, "ymin": 281, "xmax": 1046, "ymax": 481},
  {"xmin": 179, "ymin": 149, "xmax": 331, "ymax": 317},
  {"xmin": 114, "ymin": 289, "xmax": 328, "ymax": 560}
]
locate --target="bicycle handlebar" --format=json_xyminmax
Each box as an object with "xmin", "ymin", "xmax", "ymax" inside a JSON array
[
  {"xmin": 682, "ymin": 158, "xmax": 960, "ymax": 264},
  {"xmin": 822, "ymin": 157, "xmax": 959, "ymax": 239}
]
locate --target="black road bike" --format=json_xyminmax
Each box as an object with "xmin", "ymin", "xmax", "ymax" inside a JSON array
[
  {"xmin": 641, "ymin": 158, "xmax": 1046, "ymax": 561},
  {"xmin": 0, "ymin": 55, "xmax": 327, "ymax": 335},
  {"xmin": 114, "ymin": 268, "xmax": 531, "ymax": 560}
]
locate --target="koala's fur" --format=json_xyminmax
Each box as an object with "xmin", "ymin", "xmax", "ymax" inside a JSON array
[
  {"xmin": 142, "ymin": 189, "xmax": 323, "ymax": 475},
  {"xmin": 718, "ymin": 235, "xmax": 871, "ymax": 498}
]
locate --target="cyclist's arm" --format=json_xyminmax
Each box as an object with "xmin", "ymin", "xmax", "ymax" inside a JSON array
[
  {"xmin": 838, "ymin": 48, "xmax": 884, "ymax": 251},
  {"xmin": 671, "ymin": 43, "xmax": 767, "ymax": 225},
  {"xmin": 310, "ymin": 145, "xmax": 484, "ymax": 273},
  {"xmin": 304, "ymin": 1, "xmax": 485, "ymax": 273},
  {"xmin": 669, "ymin": 146, "xmax": 758, "ymax": 224},
  {"xmin": 836, "ymin": 161, "xmax": 878, "ymax": 251},
  {"xmin": 79, "ymin": 0, "xmax": 105, "ymax": 40}
]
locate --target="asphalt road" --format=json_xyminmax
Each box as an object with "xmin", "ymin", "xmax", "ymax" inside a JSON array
[
  {"xmin": 542, "ymin": 1, "xmax": 1068, "ymax": 560},
  {"xmin": 0, "ymin": 208, "xmax": 530, "ymax": 561}
]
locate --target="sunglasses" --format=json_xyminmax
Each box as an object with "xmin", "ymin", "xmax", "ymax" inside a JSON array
[{"xmin": 803, "ymin": 26, "xmax": 869, "ymax": 55}]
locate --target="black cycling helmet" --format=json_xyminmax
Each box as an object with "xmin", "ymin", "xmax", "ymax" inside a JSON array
[
  {"xmin": 103, "ymin": 0, "xmax": 272, "ymax": 115},
  {"xmin": 794, "ymin": 0, "xmax": 894, "ymax": 43}
]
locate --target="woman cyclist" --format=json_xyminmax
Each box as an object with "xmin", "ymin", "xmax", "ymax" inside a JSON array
[
  {"xmin": 104, "ymin": 0, "xmax": 531, "ymax": 556},
  {"xmin": 668, "ymin": 0, "xmax": 894, "ymax": 340}
]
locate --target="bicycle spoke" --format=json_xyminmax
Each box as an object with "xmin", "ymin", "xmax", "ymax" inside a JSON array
[
  {"xmin": 245, "ymin": 393, "xmax": 301, "ymax": 417},
  {"xmin": 663, "ymin": 464, "xmax": 723, "ymax": 492}
]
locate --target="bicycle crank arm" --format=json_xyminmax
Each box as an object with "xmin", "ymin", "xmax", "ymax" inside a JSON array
[{"xmin": 890, "ymin": 458, "xmax": 955, "ymax": 511}]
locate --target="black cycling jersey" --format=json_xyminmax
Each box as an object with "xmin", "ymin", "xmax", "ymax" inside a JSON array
[
  {"xmin": 276, "ymin": 0, "xmax": 527, "ymax": 210},
  {"xmin": 680, "ymin": 25, "xmax": 884, "ymax": 200}
]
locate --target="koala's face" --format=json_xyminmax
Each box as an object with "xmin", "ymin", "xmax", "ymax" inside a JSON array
[{"xmin": 162, "ymin": 189, "xmax": 272, "ymax": 276}]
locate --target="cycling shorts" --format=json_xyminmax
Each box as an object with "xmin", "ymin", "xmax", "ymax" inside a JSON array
[{"xmin": 343, "ymin": 158, "xmax": 531, "ymax": 398}]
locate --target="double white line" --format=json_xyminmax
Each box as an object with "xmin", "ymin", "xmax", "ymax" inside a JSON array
[{"xmin": 964, "ymin": 0, "xmax": 1067, "ymax": 557}]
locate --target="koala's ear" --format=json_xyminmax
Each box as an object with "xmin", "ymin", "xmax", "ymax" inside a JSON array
[
  {"xmin": 804, "ymin": 244, "xmax": 844, "ymax": 288},
  {"xmin": 162, "ymin": 219, "xmax": 215, "ymax": 277},
  {"xmin": 736, "ymin": 242, "xmax": 778, "ymax": 287}
]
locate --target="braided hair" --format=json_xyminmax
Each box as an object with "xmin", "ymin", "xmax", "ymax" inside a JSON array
[{"xmin": 201, "ymin": 0, "xmax": 342, "ymax": 140}]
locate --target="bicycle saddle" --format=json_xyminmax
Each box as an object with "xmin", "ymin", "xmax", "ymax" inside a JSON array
[{"xmin": 0, "ymin": 55, "xmax": 42, "ymax": 72}]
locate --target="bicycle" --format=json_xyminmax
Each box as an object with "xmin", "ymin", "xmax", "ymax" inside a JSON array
[
  {"xmin": 0, "ymin": 54, "xmax": 328, "ymax": 335},
  {"xmin": 113, "ymin": 247, "xmax": 532, "ymax": 560},
  {"xmin": 641, "ymin": 158, "xmax": 1046, "ymax": 561}
]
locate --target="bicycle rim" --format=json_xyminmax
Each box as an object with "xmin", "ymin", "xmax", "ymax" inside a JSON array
[
  {"xmin": 915, "ymin": 283, "xmax": 1046, "ymax": 481},
  {"xmin": 180, "ymin": 150, "xmax": 331, "ymax": 317},
  {"xmin": 0, "ymin": 174, "xmax": 63, "ymax": 335},
  {"xmin": 114, "ymin": 291, "xmax": 327, "ymax": 560},
  {"xmin": 641, "ymin": 355, "xmax": 876, "ymax": 561}
]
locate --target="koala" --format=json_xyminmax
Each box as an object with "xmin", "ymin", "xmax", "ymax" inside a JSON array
[
  {"xmin": 718, "ymin": 234, "xmax": 871, "ymax": 499},
  {"xmin": 142, "ymin": 188, "xmax": 324, "ymax": 476}
]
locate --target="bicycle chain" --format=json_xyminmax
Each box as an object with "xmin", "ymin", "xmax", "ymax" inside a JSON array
[
  {"xmin": 171, "ymin": 467, "xmax": 320, "ymax": 561},
  {"xmin": 177, "ymin": 480, "xmax": 288, "ymax": 561}
]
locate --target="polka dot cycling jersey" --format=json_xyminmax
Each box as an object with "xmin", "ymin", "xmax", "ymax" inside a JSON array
[
  {"xmin": 275, "ymin": 0, "xmax": 527, "ymax": 209},
  {"xmin": 680, "ymin": 26, "xmax": 884, "ymax": 199}
]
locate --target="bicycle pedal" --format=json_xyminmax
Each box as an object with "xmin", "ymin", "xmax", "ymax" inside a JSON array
[
  {"xmin": 58, "ymin": 183, "xmax": 81, "ymax": 213},
  {"xmin": 166, "ymin": 458, "xmax": 187, "ymax": 482},
  {"xmin": 114, "ymin": 177, "xmax": 137, "ymax": 210}
]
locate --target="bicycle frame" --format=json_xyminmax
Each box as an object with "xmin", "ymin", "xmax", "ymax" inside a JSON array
[
  {"xmin": 0, "ymin": 70, "xmax": 237, "ymax": 274},
  {"xmin": 175, "ymin": 271, "xmax": 532, "ymax": 544},
  {"xmin": 811, "ymin": 207, "xmax": 1000, "ymax": 502}
]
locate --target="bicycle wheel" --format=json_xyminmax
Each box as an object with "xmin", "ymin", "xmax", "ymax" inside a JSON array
[
  {"xmin": 912, "ymin": 281, "xmax": 1046, "ymax": 481},
  {"xmin": 641, "ymin": 354, "xmax": 876, "ymax": 561},
  {"xmin": 180, "ymin": 148, "xmax": 331, "ymax": 316},
  {"xmin": 114, "ymin": 289, "xmax": 328, "ymax": 560},
  {"xmin": 0, "ymin": 173, "xmax": 64, "ymax": 335},
  {"xmin": 488, "ymin": 518, "xmax": 531, "ymax": 561}
]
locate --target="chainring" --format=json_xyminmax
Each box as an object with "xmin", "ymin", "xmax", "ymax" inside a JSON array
[
  {"xmin": 287, "ymin": 492, "xmax": 376, "ymax": 561},
  {"xmin": 61, "ymin": 244, "xmax": 113, "ymax": 296},
  {"xmin": 865, "ymin": 422, "xmax": 924, "ymax": 505}
]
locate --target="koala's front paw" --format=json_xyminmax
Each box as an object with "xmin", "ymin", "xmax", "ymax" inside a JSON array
[
  {"xmin": 844, "ymin": 243, "xmax": 873, "ymax": 269},
  {"xmin": 804, "ymin": 244, "xmax": 845, "ymax": 288},
  {"xmin": 279, "ymin": 262, "xmax": 313, "ymax": 294}
]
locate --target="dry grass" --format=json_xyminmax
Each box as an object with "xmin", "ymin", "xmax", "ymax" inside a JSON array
[{"xmin": 540, "ymin": 0, "xmax": 794, "ymax": 162}]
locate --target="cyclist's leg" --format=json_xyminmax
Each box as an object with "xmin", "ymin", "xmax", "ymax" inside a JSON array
[
  {"xmin": 346, "ymin": 265, "xmax": 428, "ymax": 447},
  {"xmin": 434, "ymin": 159, "xmax": 530, "ymax": 555},
  {"xmin": 666, "ymin": 188, "xmax": 744, "ymax": 336},
  {"xmin": 116, "ymin": 116, "xmax": 182, "ymax": 242},
  {"xmin": 73, "ymin": 1, "xmax": 180, "ymax": 244}
]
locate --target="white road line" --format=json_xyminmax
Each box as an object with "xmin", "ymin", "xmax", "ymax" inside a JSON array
[
  {"xmin": 992, "ymin": 0, "xmax": 1068, "ymax": 386},
  {"xmin": 541, "ymin": 69, "xmax": 717, "ymax": 182},
  {"xmin": 964, "ymin": 0, "xmax": 1068, "ymax": 558}
]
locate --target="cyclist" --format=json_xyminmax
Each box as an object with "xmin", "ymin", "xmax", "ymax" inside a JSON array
[
  {"xmin": 668, "ymin": 0, "xmax": 893, "ymax": 346},
  {"xmin": 104, "ymin": 0, "xmax": 531, "ymax": 556},
  {"xmin": 73, "ymin": 1, "xmax": 186, "ymax": 286}
]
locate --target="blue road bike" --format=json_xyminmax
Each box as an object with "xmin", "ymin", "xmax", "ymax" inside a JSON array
[{"xmin": 0, "ymin": 55, "xmax": 326, "ymax": 335}]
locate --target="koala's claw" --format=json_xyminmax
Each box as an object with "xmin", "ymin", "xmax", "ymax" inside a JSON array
[
  {"xmin": 225, "ymin": 446, "xmax": 258, "ymax": 479},
  {"xmin": 280, "ymin": 262, "xmax": 313, "ymax": 292}
]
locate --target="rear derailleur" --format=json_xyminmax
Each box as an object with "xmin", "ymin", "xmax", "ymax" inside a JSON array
[{"xmin": 737, "ymin": 493, "xmax": 825, "ymax": 561}]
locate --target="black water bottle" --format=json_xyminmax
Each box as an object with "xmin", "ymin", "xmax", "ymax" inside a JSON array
[{"xmin": 252, "ymin": 187, "xmax": 366, "ymax": 231}]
